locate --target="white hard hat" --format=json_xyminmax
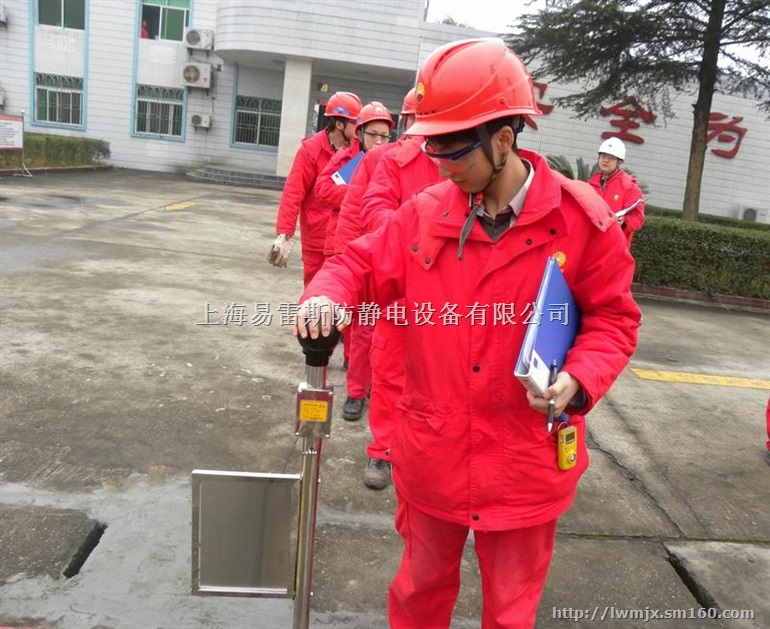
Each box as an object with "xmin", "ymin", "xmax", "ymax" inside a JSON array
[{"xmin": 598, "ymin": 137, "xmax": 626, "ymax": 161}]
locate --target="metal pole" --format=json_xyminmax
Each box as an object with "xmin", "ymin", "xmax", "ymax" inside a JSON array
[
  {"xmin": 294, "ymin": 434, "xmax": 322, "ymax": 629},
  {"xmin": 293, "ymin": 364, "xmax": 328, "ymax": 629}
]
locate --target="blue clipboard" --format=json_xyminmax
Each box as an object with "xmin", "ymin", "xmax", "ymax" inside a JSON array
[
  {"xmin": 330, "ymin": 151, "xmax": 364, "ymax": 186},
  {"xmin": 514, "ymin": 256, "xmax": 581, "ymax": 396}
]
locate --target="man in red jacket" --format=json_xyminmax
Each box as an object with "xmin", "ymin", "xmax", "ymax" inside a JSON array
[
  {"xmin": 269, "ymin": 91, "xmax": 362, "ymax": 286},
  {"xmin": 588, "ymin": 137, "xmax": 645, "ymax": 246},
  {"xmin": 355, "ymin": 105, "xmax": 442, "ymax": 490},
  {"xmin": 295, "ymin": 38, "xmax": 640, "ymax": 628},
  {"xmin": 315, "ymin": 102, "xmax": 395, "ymax": 421}
]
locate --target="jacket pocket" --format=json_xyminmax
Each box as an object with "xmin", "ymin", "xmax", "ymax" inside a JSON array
[{"xmin": 396, "ymin": 393, "xmax": 446, "ymax": 434}]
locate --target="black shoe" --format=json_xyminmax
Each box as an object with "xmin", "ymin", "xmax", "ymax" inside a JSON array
[
  {"xmin": 342, "ymin": 396, "xmax": 365, "ymax": 421},
  {"xmin": 363, "ymin": 458, "xmax": 391, "ymax": 490}
]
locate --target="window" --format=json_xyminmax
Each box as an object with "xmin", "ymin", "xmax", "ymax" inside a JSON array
[
  {"xmin": 38, "ymin": 0, "xmax": 85, "ymax": 29},
  {"xmin": 141, "ymin": 0, "xmax": 190, "ymax": 41},
  {"xmin": 136, "ymin": 86, "xmax": 184, "ymax": 137},
  {"xmin": 234, "ymin": 96, "xmax": 281, "ymax": 147},
  {"xmin": 35, "ymin": 74, "xmax": 84, "ymax": 125}
]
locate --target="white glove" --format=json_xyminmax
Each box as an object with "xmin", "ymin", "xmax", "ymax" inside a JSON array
[{"xmin": 268, "ymin": 234, "xmax": 294, "ymax": 268}]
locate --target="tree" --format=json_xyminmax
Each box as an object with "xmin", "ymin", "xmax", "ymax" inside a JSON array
[
  {"xmin": 507, "ymin": 0, "xmax": 769, "ymax": 221},
  {"xmin": 439, "ymin": 15, "xmax": 471, "ymax": 28}
]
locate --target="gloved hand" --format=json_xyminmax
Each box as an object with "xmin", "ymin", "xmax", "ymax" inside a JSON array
[{"xmin": 267, "ymin": 234, "xmax": 294, "ymax": 268}]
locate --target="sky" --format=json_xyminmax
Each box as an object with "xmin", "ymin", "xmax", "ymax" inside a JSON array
[{"xmin": 424, "ymin": 0, "xmax": 546, "ymax": 34}]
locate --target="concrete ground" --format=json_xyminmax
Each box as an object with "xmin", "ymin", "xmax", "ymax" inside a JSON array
[{"xmin": 0, "ymin": 170, "xmax": 768, "ymax": 629}]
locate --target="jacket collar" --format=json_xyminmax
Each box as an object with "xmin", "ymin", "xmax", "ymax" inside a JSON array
[
  {"xmin": 395, "ymin": 136, "xmax": 425, "ymax": 167},
  {"xmin": 410, "ymin": 151, "xmax": 569, "ymax": 272}
]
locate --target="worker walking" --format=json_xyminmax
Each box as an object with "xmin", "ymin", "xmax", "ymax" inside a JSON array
[
  {"xmin": 269, "ymin": 92, "xmax": 362, "ymax": 285},
  {"xmin": 315, "ymin": 101, "xmax": 395, "ymax": 421}
]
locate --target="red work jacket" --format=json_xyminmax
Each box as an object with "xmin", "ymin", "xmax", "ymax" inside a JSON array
[
  {"xmin": 315, "ymin": 145, "xmax": 361, "ymax": 256},
  {"xmin": 360, "ymin": 135, "xmax": 441, "ymax": 233},
  {"xmin": 303, "ymin": 150, "xmax": 640, "ymax": 531},
  {"xmin": 275, "ymin": 131, "xmax": 357, "ymax": 253},
  {"xmin": 334, "ymin": 142, "xmax": 397, "ymax": 255},
  {"xmin": 588, "ymin": 169, "xmax": 645, "ymax": 246}
]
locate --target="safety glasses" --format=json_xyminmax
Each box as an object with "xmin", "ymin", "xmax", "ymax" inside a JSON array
[
  {"xmin": 363, "ymin": 131, "xmax": 391, "ymax": 143},
  {"xmin": 421, "ymin": 140, "xmax": 480, "ymax": 170}
]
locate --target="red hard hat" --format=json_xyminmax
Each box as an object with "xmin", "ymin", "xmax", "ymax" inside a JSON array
[
  {"xmin": 400, "ymin": 88, "xmax": 417, "ymax": 116},
  {"xmin": 356, "ymin": 102, "xmax": 395, "ymax": 132},
  {"xmin": 409, "ymin": 38, "xmax": 541, "ymax": 136},
  {"xmin": 325, "ymin": 92, "xmax": 362, "ymax": 121}
]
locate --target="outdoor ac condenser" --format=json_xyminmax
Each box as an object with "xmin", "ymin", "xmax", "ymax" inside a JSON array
[
  {"xmin": 184, "ymin": 28, "xmax": 215, "ymax": 51},
  {"xmin": 182, "ymin": 63, "xmax": 212, "ymax": 89},
  {"xmin": 191, "ymin": 114, "xmax": 211, "ymax": 129}
]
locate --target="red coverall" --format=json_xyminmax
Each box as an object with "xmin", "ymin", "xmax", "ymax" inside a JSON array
[
  {"xmin": 315, "ymin": 144, "xmax": 361, "ymax": 257},
  {"xmin": 313, "ymin": 144, "xmax": 362, "ymax": 365},
  {"xmin": 588, "ymin": 169, "xmax": 645, "ymax": 246},
  {"xmin": 334, "ymin": 143, "xmax": 398, "ymax": 255},
  {"xmin": 303, "ymin": 150, "xmax": 640, "ymax": 628},
  {"xmin": 358, "ymin": 136, "xmax": 440, "ymax": 462},
  {"xmin": 328, "ymin": 143, "xmax": 399, "ymax": 400},
  {"xmin": 275, "ymin": 131, "xmax": 357, "ymax": 286}
]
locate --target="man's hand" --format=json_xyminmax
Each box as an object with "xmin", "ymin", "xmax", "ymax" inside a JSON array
[
  {"xmin": 292, "ymin": 296, "xmax": 349, "ymax": 340},
  {"xmin": 526, "ymin": 371, "xmax": 581, "ymax": 417},
  {"xmin": 268, "ymin": 234, "xmax": 294, "ymax": 268},
  {"xmin": 617, "ymin": 215, "xmax": 625, "ymax": 226}
]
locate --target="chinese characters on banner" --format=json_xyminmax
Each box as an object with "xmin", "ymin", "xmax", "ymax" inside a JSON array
[{"xmin": 520, "ymin": 83, "xmax": 748, "ymax": 159}]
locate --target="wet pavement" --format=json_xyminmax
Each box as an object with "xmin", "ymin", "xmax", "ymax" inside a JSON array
[{"xmin": 0, "ymin": 170, "xmax": 768, "ymax": 628}]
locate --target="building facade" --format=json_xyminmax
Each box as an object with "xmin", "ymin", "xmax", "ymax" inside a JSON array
[{"xmin": 0, "ymin": 0, "xmax": 768, "ymax": 221}]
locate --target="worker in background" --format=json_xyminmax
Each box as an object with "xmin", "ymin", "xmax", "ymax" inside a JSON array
[
  {"xmin": 269, "ymin": 92, "xmax": 362, "ymax": 285},
  {"xmin": 315, "ymin": 102, "xmax": 395, "ymax": 421},
  {"xmin": 588, "ymin": 137, "xmax": 645, "ymax": 246},
  {"xmin": 353, "ymin": 89, "xmax": 442, "ymax": 490},
  {"xmin": 330, "ymin": 91, "xmax": 416, "ymax": 441},
  {"xmin": 294, "ymin": 38, "xmax": 640, "ymax": 627}
]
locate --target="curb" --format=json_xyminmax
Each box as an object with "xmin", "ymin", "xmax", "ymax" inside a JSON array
[
  {"xmin": 632, "ymin": 283, "xmax": 769, "ymax": 314},
  {"xmin": 0, "ymin": 165, "xmax": 113, "ymax": 176}
]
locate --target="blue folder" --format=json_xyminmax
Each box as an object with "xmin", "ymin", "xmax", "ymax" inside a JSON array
[
  {"xmin": 514, "ymin": 256, "xmax": 581, "ymax": 396},
  {"xmin": 331, "ymin": 151, "xmax": 364, "ymax": 186}
]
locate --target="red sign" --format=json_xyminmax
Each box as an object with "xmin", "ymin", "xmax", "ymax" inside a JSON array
[
  {"xmin": 524, "ymin": 81, "xmax": 554, "ymax": 130},
  {"xmin": 0, "ymin": 114, "xmax": 24, "ymax": 150},
  {"xmin": 599, "ymin": 97, "xmax": 656, "ymax": 144},
  {"xmin": 707, "ymin": 112, "xmax": 747, "ymax": 159}
]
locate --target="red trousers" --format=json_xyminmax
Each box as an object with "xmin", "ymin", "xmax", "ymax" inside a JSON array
[
  {"xmin": 389, "ymin": 499, "xmax": 557, "ymax": 629},
  {"xmin": 346, "ymin": 319, "xmax": 373, "ymax": 399},
  {"xmin": 301, "ymin": 248, "xmax": 326, "ymax": 287},
  {"xmin": 366, "ymin": 319, "xmax": 406, "ymax": 460}
]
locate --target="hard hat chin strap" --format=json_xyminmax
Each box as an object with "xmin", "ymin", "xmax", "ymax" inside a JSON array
[{"xmin": 476, "ymin": 124, "xmax": 506, "ymax": 189}]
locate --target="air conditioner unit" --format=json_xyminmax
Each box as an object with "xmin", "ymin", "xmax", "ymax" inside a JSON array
[
  {"xmin": 182, "ymin": 63, "xmax": 212, "ymax": 89},
  {"xmin": 184, "ymin": 28, "xmax": 214, "ymax": 50},
  {"xmin": 191, "ymin": 113, "xmax": 211, "ymax": 128},
  {"xmin": 0, "ymin": 5, "xmax": 8, "ymax": 25},
  {"xmin": 738, "ymin": 206, "xmax": 770, "ymax": 224}
]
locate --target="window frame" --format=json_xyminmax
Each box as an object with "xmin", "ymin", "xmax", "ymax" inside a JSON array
[
  {"xmin": 135, "ymin": 85, "xmax": 184, "ymax": 138},
  {"xmin": 38, "ymin": 0, "xmax": 86, "ymax": 30},
  {"xmin": 141, "ymin": 0, "xmax": 190, "ymax": 41},
  {"xmin": 232, "ymin": 95, "xmax": 282, "ymax": 148},
  {"xmin": 34, "ymin": 73, "xmax": 84, "ymax": 126}
]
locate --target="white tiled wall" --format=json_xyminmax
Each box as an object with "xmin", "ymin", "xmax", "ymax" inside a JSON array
[{"xmin": 1, "ymin": 0, "xmax": 767, "ymax": 219}]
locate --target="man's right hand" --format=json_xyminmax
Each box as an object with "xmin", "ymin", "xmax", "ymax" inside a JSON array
[
  {"xmin": 293, "ymin": 296, "xmax": 349, "ymax": 340},
  {"xmin": 267, "ymin": 234, "xmax": 294, "ymax": 268}
]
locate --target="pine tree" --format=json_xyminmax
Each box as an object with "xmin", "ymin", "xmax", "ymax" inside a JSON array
[{"xmin": 507, "ymin": 0, "xmax": 769, "ymax": 221}]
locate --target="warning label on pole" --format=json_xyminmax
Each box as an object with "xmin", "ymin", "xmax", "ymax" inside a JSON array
[{"xmin": 0, "ymin": 114, "xmax": 24, "ymax": 150}]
